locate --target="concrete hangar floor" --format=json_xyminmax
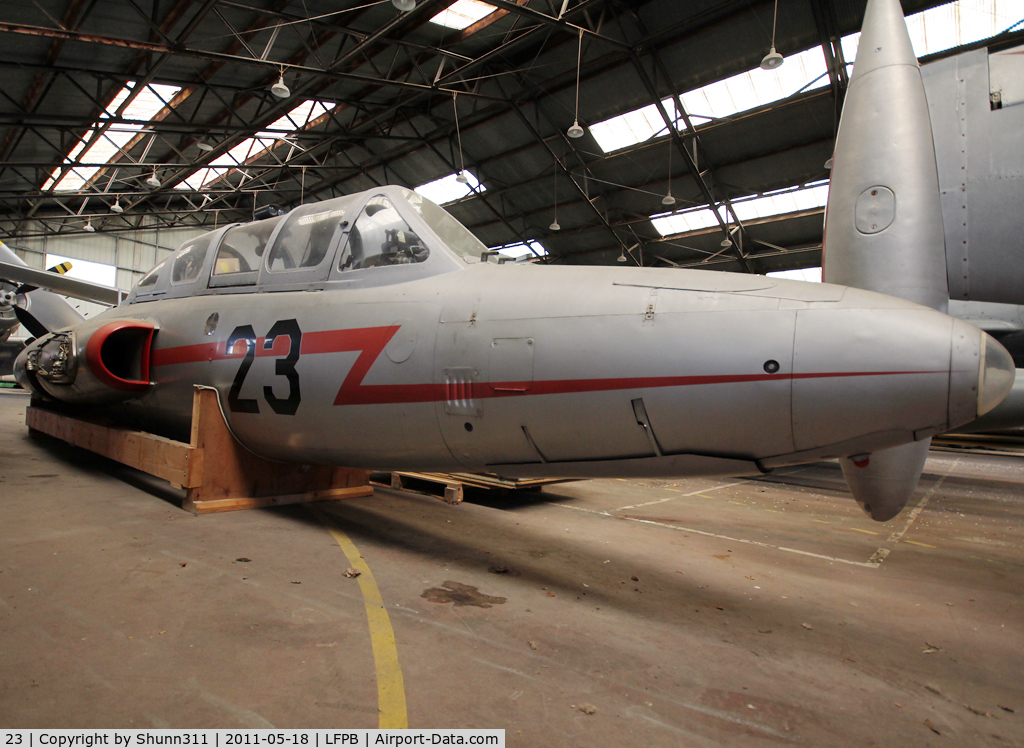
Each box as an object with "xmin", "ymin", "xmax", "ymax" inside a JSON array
[{"xmin": 0, "ymin": 387, "xmax": 1022, "ymax": 747}]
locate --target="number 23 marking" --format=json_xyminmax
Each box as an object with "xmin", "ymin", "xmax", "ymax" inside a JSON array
[{"xmin": 226, "ymin": 319, "xmax": 302, "ymax": 415}]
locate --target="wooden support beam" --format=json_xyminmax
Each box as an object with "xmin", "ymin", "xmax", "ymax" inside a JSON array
[
  {"xmin": 25, "ymin": 386, "xmax": 373, "ymax": 514},
  {"xmin": 25, "ymin": 406, "xmax": 196, "ymax": 486}
]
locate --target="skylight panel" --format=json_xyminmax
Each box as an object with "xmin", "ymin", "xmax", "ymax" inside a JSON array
[
  {"xmin": 592, "ymin": 47, "xmax": 827, "ymax": 153},
  {"xmin": 47, "ymin": 82, "xmax": 181, "ymax": 192},
  {"xmin": 492, "ymin": 240, "xmax": 547, "ymax": 260},
  {"xmin": 651, "ymin": 183, "xmax": 829, "ymax": 237},
  {"xmin": 176, "ymin": 100, "xmax": 336, "ymax": 190},
  {"xmin": 414, "ymin": 171, "xmax": 485, "ymax": 205},
  {"xmin": 768, "ymin": 267, "xmax": 822, "ymax": 283},
  {"xmin": 430, "ymin": 0, "xmax": 496, "ymax": 30},
  {"xmin": 650, "ymin": 207, "xmax": 719, "ymax": 236},
  {"xmin": 678, "ymin": 46, "xmax": 828, "ymax": 122},
  {"xmin": 841, "ymin": 0, "xmax": 1024, "ymax": 67},
  {"xmin": 589, "ymin": 101, "xmax": 682, "ymax": 153},
  {"xmin": 594, "ymin": 0, "xmax": 1022, "ymax": 156}
]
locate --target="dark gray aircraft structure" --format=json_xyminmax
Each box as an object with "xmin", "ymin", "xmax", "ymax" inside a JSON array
[
  {"xmin": 824, "ymin": 0, "xmax": 1024, "ymax": 519},
  {"xmin": 1, "ymin": 0, "xmax": 1020, "ymax": 523}
]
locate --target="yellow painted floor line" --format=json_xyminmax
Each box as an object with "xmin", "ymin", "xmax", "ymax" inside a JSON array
[
  {"xmin": 904, "ymin": 540, "xmax": 937, "ymax": 548},
  {"xmin": 310, "ymin": 507, "xmax": 408, "ymax": 729},
  {"xmin": 850, "ymin": 528, "xmax": 880, "ymax": 535}
]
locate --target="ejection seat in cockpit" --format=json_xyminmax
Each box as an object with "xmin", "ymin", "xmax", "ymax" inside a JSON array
[{"xmin": 339, "ymin": 194, "xmax": 429, "ymax": 271}]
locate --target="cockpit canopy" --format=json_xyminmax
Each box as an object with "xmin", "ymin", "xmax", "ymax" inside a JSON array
[{"xmin": 126, "ymin": 186, "xmax": 489, "ymax": 302}]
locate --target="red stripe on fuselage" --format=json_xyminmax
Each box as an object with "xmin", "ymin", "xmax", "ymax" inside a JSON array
[{"xmin": 151, "ymin": 326, "xmax": 947, "ymax": 406}]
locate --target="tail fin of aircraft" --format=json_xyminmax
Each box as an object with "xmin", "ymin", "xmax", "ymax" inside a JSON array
[{"xmin": 822, "ymin": 0, "xmax": 1016, "ymax": 518}]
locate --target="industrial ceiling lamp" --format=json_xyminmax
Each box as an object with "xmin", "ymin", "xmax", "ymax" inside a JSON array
[
  {"xmin": 145, "ymin": 169, "xmax": 161, "ymax": 189},
  {"xmin": 720, "ymin": 220, "xmax": 734, "ymax": 248},
  {"xmin": 549, "ymin": 170, "xmax": 561, "ymax": 230},
  {"xmin": 197, "ymin": 139, "xmax": 215, "ymax": 153},
  {"xmin": 760, "ymin": 0, "xmax": 784, "ymax": 70},
  {"xmin": 567, "ymin": 28, "xmax": 586, "ymax": 138},
  {"xmin": 271, "ymin": 69, "xmax": 290, "ymax": 99},
  {"xmin": 452, "ymin": 91, "xmax": 470, "ymax": 184},
  {"xmin": 392, "ymin": 0, "xmax": 416, "ymax": 10},
  {"xmin": 824, "ymin": 157, "xmax": 834, "ymax": 170},
  {"xmin": 662, "ymin": 130, "xmax": 677, "ymax": 206},
  {"xmin": 617, "ymin": 248, "xmax": 628, "ymax": 263},
  {"xmin": 83, "ymin": 219, "xmax": 96, "ymax": 233},
  {"xmin": 110, "ymin": 197, "xmax": 124, "ymax": 214}
]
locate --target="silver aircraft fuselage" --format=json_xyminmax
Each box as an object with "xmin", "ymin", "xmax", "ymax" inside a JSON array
[{"xmin": 13, "ymin": 186, "xmax": 1013, "ymax": 497}]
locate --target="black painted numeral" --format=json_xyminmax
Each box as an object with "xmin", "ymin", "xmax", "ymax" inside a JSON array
[
  {"xmin": 226, "ymin": 320, "xmax": 304, "ymax": 415},
  {"xmin": 226, "ymin": 324, "xmax": 259, "ymax": 414},
  {"xmin": 263, "ymin": 318, "xmax": 302, "ymax": 415}
]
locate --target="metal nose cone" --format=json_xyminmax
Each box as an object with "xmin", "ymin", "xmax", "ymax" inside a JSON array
[
  {"xmin": 848, "ymin": 0, "xmax": 919, "ymax": 84},
  {"xmin": 948, "ymin": 320, "xmax": 1016, "ymax": 429},
  {"xmin": 979, "ymin": 333, "xmax": 1015, "ymax": 416}
]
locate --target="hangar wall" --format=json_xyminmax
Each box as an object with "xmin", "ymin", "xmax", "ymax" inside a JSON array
[{"xmin": 8, "ymin": 224, "xmax": 207, "ymax": 292}]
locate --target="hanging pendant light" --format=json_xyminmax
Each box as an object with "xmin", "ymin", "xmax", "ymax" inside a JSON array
[
  {"xmin": 452, "ymin": 91, "xmax": 471, "ymax": 186},
  {"xmin": 824, "ymin": 157, "xmax": 834, "ymax": 170},
  {"xmin": 110, "ymin": 198, "xmax": 124, "ymax": 214},
  {"xmin": 617, "ymin": 248, "xmax": 627, "ymax": 263},
  {"xmin": 662, "ymin": 129, "xmax": 677, "ymax": 205},
  {"xmin": 568, "ymin": 28, "xmax": 586, "ymax": 138},
  {"xmin": 271, "ymin": 70, "xmax": 290, "ymax": 99},
  {"xmin": 761, "ymin": 47, "xmax": 784, "ymax": 70},
  {"xmin": 145, "ymin": 169, "xmax": 161, "ymax": 189},
  {"xmin": 549, "ymin": 168, "xmax": 561, "ymax": 230},
  {"xmin": 83, "ymin": 219, "xmax": 96, "ymax": 233},
  {"xmin": 197, "ymin": 139, "xmax": 215, "ymax": 153},
  {"xmin": 392, "ymin": 0, "xmax": 416, "ymax": 10},
  {"xmin": 760, "ymin": 0, "xmax": 785, "ymax": 70}
]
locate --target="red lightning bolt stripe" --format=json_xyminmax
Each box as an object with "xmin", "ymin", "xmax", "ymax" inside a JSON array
[{"xmin": 151, "ymin": 325, "xmax": 949, "ymax": 407}]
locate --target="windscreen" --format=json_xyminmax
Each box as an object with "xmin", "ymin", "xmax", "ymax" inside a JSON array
[{"xmin": 401, "ymin": 188, "xmax": 486, "ymax": 262}]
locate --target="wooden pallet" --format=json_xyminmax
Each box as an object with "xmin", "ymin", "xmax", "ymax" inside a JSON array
[
  {"xmin": 381, "ymin": 470, "xmax": 576, "ymax": 505},
  {"xmin": 25, "ymin": 386, "xmax": 373, "ymax": 514},
  {"xmin": 932, "ymin": 433, "xmax": 1024, "ymax": 458}
]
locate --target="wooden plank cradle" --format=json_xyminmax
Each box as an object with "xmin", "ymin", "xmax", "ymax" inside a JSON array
[{"xmin": 25, "ymin": 386, "xmax": 373, "ymax": 514}]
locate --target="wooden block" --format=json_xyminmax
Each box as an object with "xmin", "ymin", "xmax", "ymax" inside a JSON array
[
  {"xmin": 184, "ymin": 485, "xmax": 374, "ymax": 515},
  {"xmin": 443, "ymin": 483, "xmax": 464, "ymax": 505},
  {"xmin": 186, "ymin": 387, "xmax": 371, "ymax": 505}
]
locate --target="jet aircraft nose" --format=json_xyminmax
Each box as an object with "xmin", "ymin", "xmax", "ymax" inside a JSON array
[{"xmin": 788, "ymin": 296, "xmax": 1015, "ymax": 462}]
